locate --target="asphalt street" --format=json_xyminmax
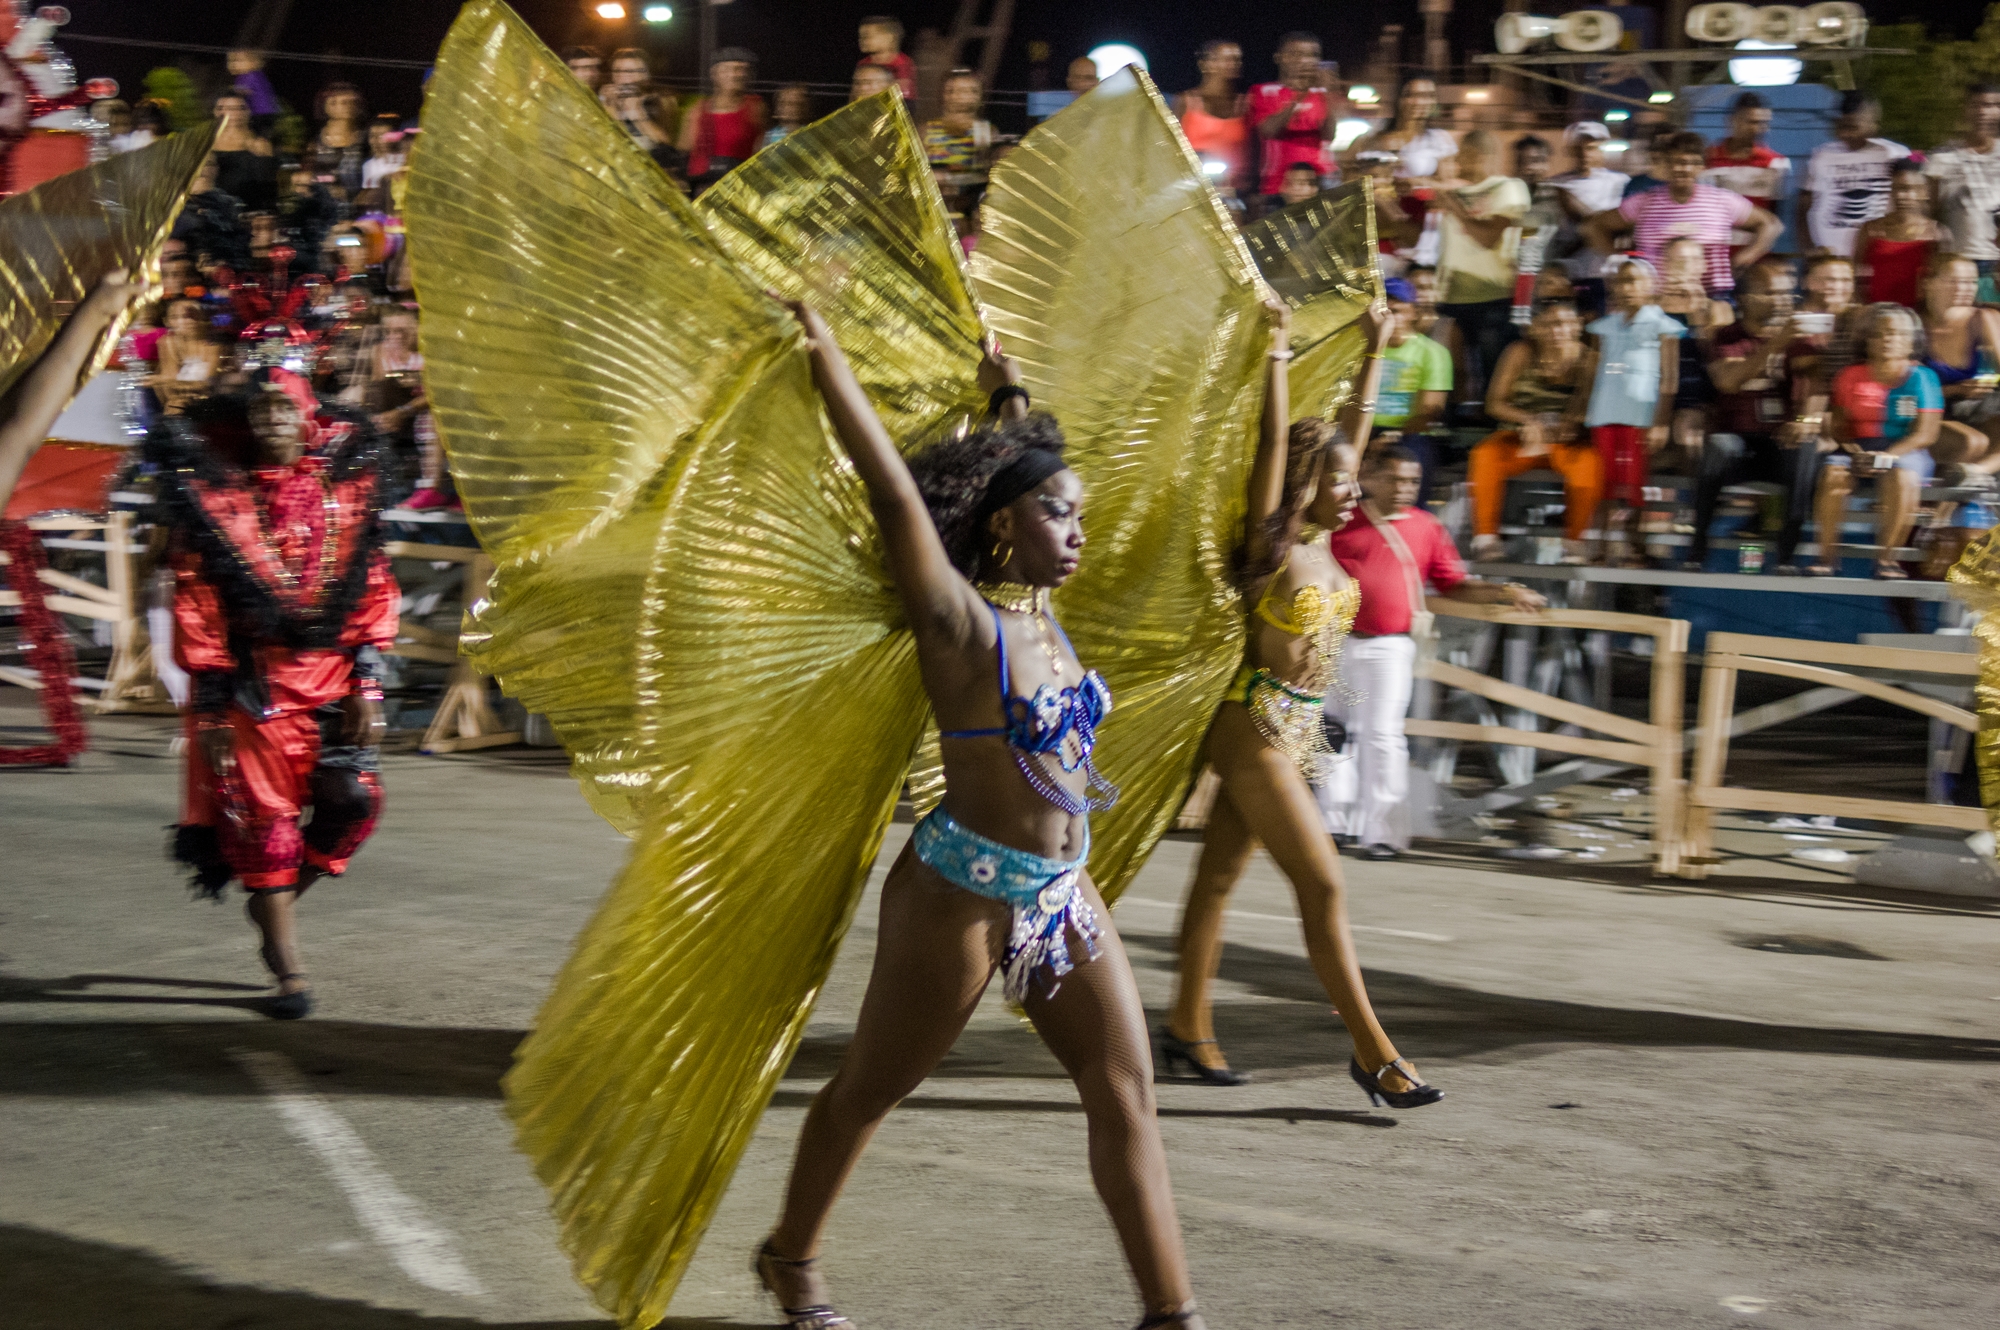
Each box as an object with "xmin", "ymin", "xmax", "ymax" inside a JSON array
[{"xmin": 3, "ymin": 706, "xmax": 1998, "ymax": 1330}]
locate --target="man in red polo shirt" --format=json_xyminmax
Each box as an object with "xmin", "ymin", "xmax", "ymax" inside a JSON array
[
  {"xmin": 1248, "ymin": 31, "xmax": 1338, "ymax": 208},
  {"xmin": 1319, "ymin": 445, "xmax": 1545, "ymax": 859}
]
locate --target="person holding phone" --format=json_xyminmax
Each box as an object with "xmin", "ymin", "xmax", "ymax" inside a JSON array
[
  {"xmin": 600, "ymin": 48, "xmax": 678, "ymax": 164},
  {"xmin": 1810, "ymin": 304, "xmax": 1943, "ymax": 578},
  {"xmin": 1247, "ymin": 32, "xmax": 1338, "ymax": 211}
]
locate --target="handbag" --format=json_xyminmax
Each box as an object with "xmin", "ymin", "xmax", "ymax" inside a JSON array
[{"xmin": 1364, "ymin": 508, "xmax": 1438, "ymax": 664}]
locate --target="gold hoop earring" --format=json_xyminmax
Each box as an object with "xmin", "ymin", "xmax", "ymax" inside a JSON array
[{"xmin": 994, "ymin": 541, "xmax": 1013, "ymax": 568}]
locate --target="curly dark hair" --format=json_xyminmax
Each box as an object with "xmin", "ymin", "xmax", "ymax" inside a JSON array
[
  {"xmin": 906, "ymin": 411, "xmax": 1068, "ymax": 576},
  {"xmin": 1239, "ymin": 416, "xmax": 1349, "ymax": 587}
]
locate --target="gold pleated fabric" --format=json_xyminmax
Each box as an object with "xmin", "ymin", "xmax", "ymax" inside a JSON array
[
  {"xmin": 0, "ymin": 123, "xmax": 215, "ymax": 401},
  {"xmin": 696, "ymin": 92, "xmax": 989, "ymax": 444},
  {"xmin": 408, "ymin": 6, "xmax": 933, "ymax": 1324},
  {"xmin": 1946, "ymin": 533, "xmax": 2000, "ymax": 844},
  {"xmin": 1241, "ymin": 180, "xmax": 1385, "ymax": 422},
  {"xmin": 966, "ymin": 67, "xmax": 1273, "ymax": 900},
  {"xmin": 408, "ymin": 14, "xmax": 1340, "ymax": 1323}
]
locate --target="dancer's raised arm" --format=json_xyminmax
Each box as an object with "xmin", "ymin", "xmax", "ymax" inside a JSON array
[
  {"xmin": 780, "ymin": 298, "xmax": 982, "ymax": 635},
  {"xmin": 0, "ymin": 272, "xmax": 144, "ymax": 508},
  {"xmin": 1336, "ymin": 298, "xmax": 1394, "ymax": 454},
  {"xmin": 1238, "ymin": 296, "xmax": 1295, "ymax": 577}
]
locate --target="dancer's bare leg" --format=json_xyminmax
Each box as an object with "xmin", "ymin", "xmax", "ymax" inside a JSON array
[
  {"xmin": 1169, "ymin": 777, "xmax": 1257, "ymax": 1069},
  {"xmin": 769, "ymin": 848, "xmax": 1200, "ymax": 1324},
  {"xmin": 245, "ymin": 888, "xmax": 307, "ymax": 996},
  {"xmin": 1027, "ymin": 878, "xmax": 1200, "ymax": 1325},
  {"xmin": 1204, "ymin": 704, "xmax": 1416, "ymax": 1091},
  {"xmin": 767, "ymin": 846, "xmax": 1004, "ymax": 1304}
]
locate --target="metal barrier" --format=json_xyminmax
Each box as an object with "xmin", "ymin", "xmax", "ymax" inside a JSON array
[
  {"xmin": 1681, "ymin": 631, "xmax": 1984, "ymax": 879},
  {"xmin": 1408, "ymin": 600, "xmax": 1692, "ymax": 874}
]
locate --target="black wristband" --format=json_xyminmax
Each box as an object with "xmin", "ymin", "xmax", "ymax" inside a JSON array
[{"xmin": 988, "ymin": 384, "xmax": 1030, "ymax": 415}]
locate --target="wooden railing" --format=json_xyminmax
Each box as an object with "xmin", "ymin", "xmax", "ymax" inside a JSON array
[
  {"xmin": 382, "ymin": 540, "xmax": 519, "ymax": 754},
  {"xmin": 1409, "ymin": 600, "xmax": 1691, "ymax": 874},
  {"xmin": 1681, "ymin": 632, "xmax": 1983, "ymax": 879}
]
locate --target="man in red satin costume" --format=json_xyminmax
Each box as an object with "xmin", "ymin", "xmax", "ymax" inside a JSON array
[{"xmin": 151, "ymin": 367, "xmax": 397, "ymax": 1018}]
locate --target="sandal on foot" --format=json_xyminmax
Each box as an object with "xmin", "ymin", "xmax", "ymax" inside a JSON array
[
  {"xmin": 264, "ymin": 975, "xmax": 314, "ymax": 1021},
  {"xmin": 755, "ymin": 1240, "xmax": 851, "ymax": 1328},
  {"xmin": 1158, "ymin": 1027, "xmax": 1249, "ymax": 1086},
  {"xmin": 1350, "ymin": 1056, "xmax": 1444, "ymax": 1109},
  {"xmin": 1873, "ymin": 560, "xmax": 1909, "ymax": 581},
  {"xmin": 1136, "ymin": 1308, "xmax": 1205, "ymax": 1329}
]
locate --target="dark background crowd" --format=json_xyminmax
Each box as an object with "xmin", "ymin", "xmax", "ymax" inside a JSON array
[{"xmin": 45, "ymin": 1, "xmax": 2000, "ymax": 579}]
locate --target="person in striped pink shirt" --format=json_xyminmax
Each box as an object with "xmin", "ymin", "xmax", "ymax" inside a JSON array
[{"xmin": 1582, "ymin": 131, "xmax": 1781, "ymax": 297}]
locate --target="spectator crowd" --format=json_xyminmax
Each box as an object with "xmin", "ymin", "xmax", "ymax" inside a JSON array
[{"xmin": 90, "ymin": 18, "xmax": 2000, "ymax": 579}]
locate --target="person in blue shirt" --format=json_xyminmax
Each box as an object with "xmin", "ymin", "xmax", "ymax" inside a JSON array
[
  {"xmin": 1810, "ymin": 303, "xmax": 1946, "ymax": 577},
  {"xmin": 1583, "ymin": 256, "xmax": 1683, "ymax": 564}
]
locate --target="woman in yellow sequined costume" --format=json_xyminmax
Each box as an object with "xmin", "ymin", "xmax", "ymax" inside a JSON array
[{"xmin": 1163, "ymin": 295, "xmax": 1444, "ymax": 1110}]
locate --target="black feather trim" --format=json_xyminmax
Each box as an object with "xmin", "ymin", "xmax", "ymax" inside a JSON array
[
  {"xmin": 170, "ymin": 823, "xmax": 235, "ymax": 901},
  {"xmin": 144, "ymin": 412, "xmax": 390, "ymax": 654}
]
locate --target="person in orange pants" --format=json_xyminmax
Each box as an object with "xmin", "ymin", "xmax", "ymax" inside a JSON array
[{"xmin": 1467, "ymin": 302, "xmax": 1599, "ymax": 561}]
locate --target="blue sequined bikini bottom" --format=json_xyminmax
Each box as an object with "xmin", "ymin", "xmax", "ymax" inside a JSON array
[{"xmin": 911, "ymin": 805, "xmax": 1101, "ymax": 1002}]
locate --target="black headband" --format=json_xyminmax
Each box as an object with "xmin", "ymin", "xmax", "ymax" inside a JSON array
[{"xmin": 976, "ymin": 448, "xmax": 1067, "ymax": 523}]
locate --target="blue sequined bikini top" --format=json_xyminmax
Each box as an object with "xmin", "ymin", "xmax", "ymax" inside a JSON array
[{"xmin": 940, "ymin": 601, "xmax": 1118, "ymax": 814}]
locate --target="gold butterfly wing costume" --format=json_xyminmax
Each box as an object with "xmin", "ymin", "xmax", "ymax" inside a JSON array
[
  {"xmin": 410, "ymin": 8, "xmax": 1368, "ymax": 1320},
  {"xmin": 410, "ymin": 5, "xmax": 972, "ymax": 1321},
  {"xmin": 1, "ymin": 123, "xmax": 216, "ymax": 401}
]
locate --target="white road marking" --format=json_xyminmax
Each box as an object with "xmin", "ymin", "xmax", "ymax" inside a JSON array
[
  {"xmin": 1114, "ymin": 894, "xmax": 1453, "ymax": 942},
  {"xmin": 230, "ymin": 1048, "xmax": 486, "ymax": 1297}
]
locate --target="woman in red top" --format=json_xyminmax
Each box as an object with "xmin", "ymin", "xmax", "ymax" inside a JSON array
[
  {"xmin": 1853, "ymin": 158, "xmax": 1944, "ymax": 308},
  {"xmin": 677, "ymin": 46, "xmax": 767, "ymax": 193},
  {"xmin": 1174, "ymin": 40, "xmax": 1248, "ymax": 196}
]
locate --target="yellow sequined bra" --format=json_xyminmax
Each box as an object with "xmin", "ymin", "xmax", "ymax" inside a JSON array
[{"xmin": 1230, "ymin": 546, "xmax": 1360, "ymax": 775}]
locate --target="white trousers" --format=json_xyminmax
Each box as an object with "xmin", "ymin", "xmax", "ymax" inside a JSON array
[{"xmin": 1315, "ymin": 633, "xmax": 1417, "ymax": 849}]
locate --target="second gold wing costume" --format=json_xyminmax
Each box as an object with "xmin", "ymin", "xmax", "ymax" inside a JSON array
[
  {"xmin": 409, "ymin": 7, "xmax": 1375, "ymax": 1322},
  {"xmin": 1241, "ymin": 180, "xmax": 1386, "ymax": 423},
  {"xmin": 961, "ymin": 67, "xmax": 1275, "ymax": 900}
]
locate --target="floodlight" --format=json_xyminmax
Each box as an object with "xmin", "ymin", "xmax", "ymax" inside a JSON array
[
  {"xmin": 1333, "ymin": 118, "xmax": 1373, "ymax": 151},
  {"xmin": 1730, "ymin": 38, "xmax": 1803, "ymax": 85},
  {"xmin": 643, "ymin": 4, "xmax": 672, "ymax": 21},
  {"xmin": 1087, "ymin": 44, "xmax": 1147, "ymax": 78}
]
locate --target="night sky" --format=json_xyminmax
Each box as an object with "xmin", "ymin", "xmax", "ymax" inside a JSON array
[{"xmin": 48, "ymin": 0, "xmax": 1994, "ymax": 128}]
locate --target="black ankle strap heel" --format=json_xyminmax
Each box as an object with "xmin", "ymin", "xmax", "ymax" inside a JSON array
[
  {"xmin": 1350, "ymin": 1055, "xmax": 1443, "ymax": 1109},
  {"xmin": 1158, "ymin": 1026, "xmax": 1249, "ymax": 1086},
  {"xmin": 1136, "ymin": 1306, "xmax": 1204, "ymax": 1329},
  {"xmin": 754, "ymin": 1239, "xmax": 851, "ymax": 1328}
]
